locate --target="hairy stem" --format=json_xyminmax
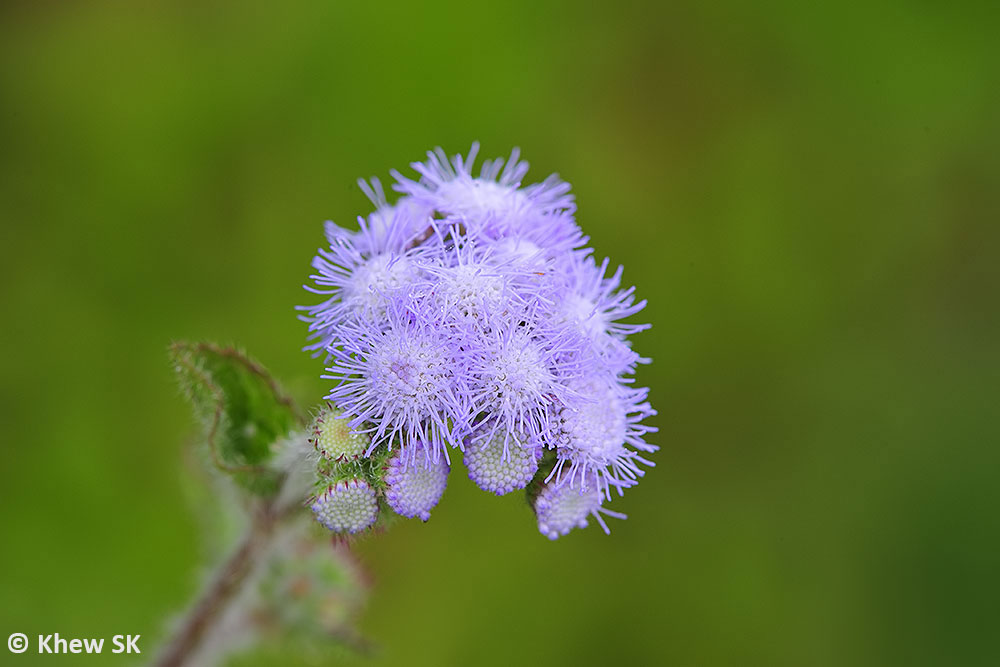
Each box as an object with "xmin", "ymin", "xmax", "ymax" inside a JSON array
[{"xmin": 154, "ymin": 499, "xmax": 282, "ymax": 667}]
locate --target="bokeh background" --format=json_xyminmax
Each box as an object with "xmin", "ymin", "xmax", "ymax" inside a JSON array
[{"xmin": 1, "ymin": 1, "xmax": 998, "ymax": 665}]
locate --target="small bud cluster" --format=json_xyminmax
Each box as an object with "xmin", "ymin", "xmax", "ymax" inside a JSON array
[
  {"xmin": 308, "ymin": 405, "xmax": 449, "ymax": 533},
  {"xmin": 301, "ymin": 145, "xmax": 656, "ymax": 538}
]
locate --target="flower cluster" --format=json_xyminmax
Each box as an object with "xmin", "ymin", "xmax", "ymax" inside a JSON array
[{"xmin": 301, "ymin": 144, "xmax": 656, "ymax": 539}]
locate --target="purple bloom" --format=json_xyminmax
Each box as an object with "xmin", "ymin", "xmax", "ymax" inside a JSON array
[
  {"xmin": 301, "ymin": 144, "xmax": 655, "ymax": 537},
  {"xmin": 414, "ymin": 229, "xmax": 538, "ymax": 324},
  {"xmin": 555, "ymin": 253, "xmax": 650, "ymax": 341},
  {"xmin": 462, "ymin": 310, "xmax": 586, "ymax": 445},
  {"xmin": 392, "ymin": 145, "xmax": 574, "ymax": 226},
  {"xmin": 391, "ymin": 144, "xmax": 587, "ymax": 260},
  {"xmin": 299, "ymin": 213, "xmax": 431, "ymax": 356},
  {"xmin": 545, "ymin": 375, "xmax": 658, "ymax": 497},
  {"xmin": 322, "ymin": 294, "xmax": 468, "ymax": 461},
  {"xmin": 533, "ymin": 474, "xmax": 627, "ymax": 540},
  {"xmin": 355, "ymin": 176, "xmax": 435, "ymax": 255}
]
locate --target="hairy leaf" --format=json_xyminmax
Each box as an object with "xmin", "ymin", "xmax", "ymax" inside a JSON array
[{"xmin": 170, "ymin": 341, "xmax": 302, "ymax": 494}]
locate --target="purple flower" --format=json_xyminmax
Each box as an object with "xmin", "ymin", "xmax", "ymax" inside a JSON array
[
  {"xmin": 462, "ymin": 310, "xmax": 586, "ymax": 445},
  {"xmin": 555, "ymin": 253, "xmax": 650, "ymax": 341},
  {"xmin": 392, "ymin": 145, "xmax": 570, "ymax": 221},
  {"xmin": 545, "ymin": 375, "xmax": 658, "ymax": 497},
  {"xmin": 301, "ymin": 144, "xmax": 656, "ymax": 537},
  {"xmin": 414, "ymin": 230, "xmax": 538, "ymax": 324},
  {"xmin": 298, "ymin": 214, "xmax": 431, "ymax": 356},
  {"xmin": 532, "ymin": 474, "xmax": 627, "ymax": 540},
  {"xmin": 355, "ymin": 176, "xmax": 435, "ymax": 255},
  {"xmin": 322, "ymin": 294, "xmax": 468, "ymax": 461}
]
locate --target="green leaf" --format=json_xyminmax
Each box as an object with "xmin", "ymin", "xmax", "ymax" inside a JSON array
[{"xmin": 170, "ymin": 341, "xmax": 303, "ymax": 494}]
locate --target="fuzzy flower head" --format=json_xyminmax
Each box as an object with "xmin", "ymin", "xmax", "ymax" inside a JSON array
[
  {"xmin": 299, "ymin": 215, "xmax": 429, "ymax": 355},
  {"xmin": 532, "ymin": 474, "xmax": 627, "ymax": 540},
  {"xmin": 415, "ymin": 231, "xmax": 534, "ymax": 324},
  {"xmin": 322, "ymin": 294, "xmax": 466, "ymax": 460},
  {"xmin": 391, "ymin": 145, "xmax": 578, "ymax": 245},
  {"xmin": 547, "ymin": 376, "xmax": 658, "ymax": 496},
  {"xmin": 464, "ymin": 315, "xmax": 584, "ymax": 444},
  {"xmin": 301, "ymin": 144, "xmax": 656, "ymax": 538}
]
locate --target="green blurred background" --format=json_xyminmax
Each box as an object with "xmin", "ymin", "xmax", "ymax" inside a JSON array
[{"xmin": 1, "ymin": 1, "xmax": 998, "ymax": 665}]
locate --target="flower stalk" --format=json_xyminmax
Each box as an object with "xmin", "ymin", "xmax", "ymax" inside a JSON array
[{"xmin": 154, "ymin": 496, "xmax": 284, "ymax": 667}]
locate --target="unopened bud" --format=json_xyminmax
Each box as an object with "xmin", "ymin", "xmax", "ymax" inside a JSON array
[
  {"xmin": 464, "ymin": 432, "xmax": 540, "ymax": 496},
  {"xmin": 310, "ymin": 478, "xmax": 378, "ymax": 533},
  {"xmin": 312, "ymin": 405, "xmax": 370, "ymax": 462},
  {"xmin": 383, "ymin": 443, "xmax": 449, "ymax": 521}
]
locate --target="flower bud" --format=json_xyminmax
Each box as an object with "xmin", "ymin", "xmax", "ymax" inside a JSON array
[
  {"xmin": 383, "ymin": 444, "xmax": 449, "ymax": 521},
  {"xmin": 464, "ymin": 432, "xmax": 540, "ymax": 496},
  {"xmin": 310, "ymin": 478, "xmax": 379, "ymax": 533},
  {"xmin": 311, "ymin": 404, "xmax": 370, "ymax": 462}
]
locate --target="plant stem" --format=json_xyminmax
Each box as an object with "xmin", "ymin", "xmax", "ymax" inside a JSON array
[{"xmin": 154, "ymin": 499, "xmax": 282, "ymax": 667}]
